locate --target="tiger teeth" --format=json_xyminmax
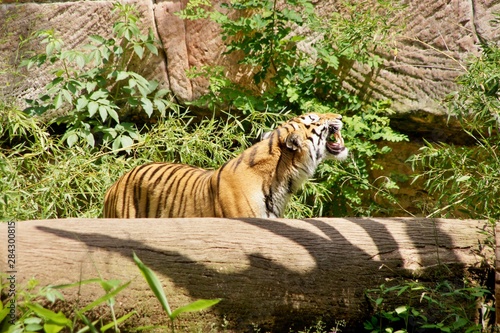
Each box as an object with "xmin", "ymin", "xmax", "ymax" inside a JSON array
[{"xmin": 334, "ymin": 132, "xmax": 344, "ymax": 146}]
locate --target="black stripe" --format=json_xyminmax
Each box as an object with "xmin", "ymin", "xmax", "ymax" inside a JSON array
[
  {"xmin": 175, "ymin": 167, "xmax": 201, "ymax": 217},
  {"xmin": 143, "ymin": 164, "xmax": 171, "ymax": 217},
  {"xmin": 215, "ymin": 161, "xmax": 230, "ymax": 217},
  {"xmin": 191, "ymin": 170, "xmax": 211, "ymax": 216},
  {"xmin": 265, "ymin": 189, "xmax": 274, "ymax": 216},
  {"xmin": 135, "ymin": 164, "xmax": 157, "ymax": 217},
  {"xmin": 287, "ymin": 177, "xmax": 294, "ymax": 194},
  {"xmin": 165, "ymin": 166, "xmax": 192, "ymax": 217},
  {"xmin": 149, "ymin": 164, "xmax": 177, "ymax": 216},
  {"xmin": 267, "ymin": 131, "xmax": 275, "ymax": 155},
  {"xmin": 232, "ymin": 153, "xmax": 245, "ymax": 171},
  {"xmin": 156, "ymin": 165, "xmax": 185, "ymax": 218},
  {"xmin": 248, "ymin": 146, "xmax": 258, "ymax": 167},
  {"xmin": 125, "ymin": 163, "xmax": 152, "ymax": 218}
]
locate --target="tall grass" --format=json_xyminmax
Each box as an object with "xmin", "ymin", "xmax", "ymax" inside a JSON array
[{"xmin": 0, "ymin": 104, "xmax": 289, "ymax": 221}]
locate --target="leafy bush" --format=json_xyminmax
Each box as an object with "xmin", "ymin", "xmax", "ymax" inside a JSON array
[
  {"xmin": 0, "ymin": 276, "xmax": 134, "ymax": 333},
  {"xmin": 364, "ymin": 280, "xmax": 491, "ymax": 333},
  {"xmin": 179, "ymin": 0, "xmax": 408, "ymax": 216},
  {"xmin": 1, "ymin": 254, "xmax": 219, "ymax": 332},
  {"xmin": 409, "ymin": 30, "xmax": 500, "ymax": 220},
  {"xmin": 21, "ymin": 2, "xmax": 177, "ymax": 152}
]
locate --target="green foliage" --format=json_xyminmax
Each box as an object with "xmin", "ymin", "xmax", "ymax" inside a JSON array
[
  {"xmin": 0, "ymin": 276, "xmax": 135, "ymax": 332},
  {"xmin": 133, "ymin": 252, "xmax": 221, "ymax": 333},
  {"xmin": 180, "ymin": 0, "xmax": 408, "ymax": 217},
  {"xmin": 364, "ymin": 280, "xmax": 491, "ymax": 333},
  {"xmin": 409, "ymin": 26, "xmax": 500, "ymax": 220},
  {"xmin": 182, "ymin": 0, "xmax": 400, "ymax": 113},
  {"xmin": 21, "ymin": 2, "xmax": 177, "ymax": 152}
]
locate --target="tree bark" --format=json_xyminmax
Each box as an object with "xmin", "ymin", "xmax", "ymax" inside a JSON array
[{"xmin": 0, "ymin": 218, "xmax": 491, "ymax": 332}]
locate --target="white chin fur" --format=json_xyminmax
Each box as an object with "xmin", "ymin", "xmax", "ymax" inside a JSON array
[{"xmin": 332, "ymin": 148, "xmax": 349, "ymax": 161}]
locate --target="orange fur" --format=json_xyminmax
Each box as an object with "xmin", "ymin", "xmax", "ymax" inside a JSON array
[{"xmin": 103, "ymin": 113, "xmax": 348, "ymax": 218}]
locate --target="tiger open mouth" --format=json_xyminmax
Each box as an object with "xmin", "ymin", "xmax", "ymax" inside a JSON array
[{"xmin": 326, "ymin": 125, "xmax": 346, "ymax": 155}]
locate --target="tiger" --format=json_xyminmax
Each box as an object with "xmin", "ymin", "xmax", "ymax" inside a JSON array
[{"xmin": 103, "ymin": 112, "xmax": 348, "ymax": 218}]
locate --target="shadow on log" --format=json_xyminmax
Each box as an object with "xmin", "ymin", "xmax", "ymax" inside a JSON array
[{"xmin": 0, "ymin": 218, "xmax": 492, "ymax": 332}]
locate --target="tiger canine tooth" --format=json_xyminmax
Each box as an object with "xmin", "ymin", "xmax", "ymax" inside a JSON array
[{"xmin": 334, "ymin": 132, "xmax": 344, "ymax": 145}]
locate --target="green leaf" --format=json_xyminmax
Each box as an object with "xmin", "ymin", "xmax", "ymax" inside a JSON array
[
  {"xmin": 46, "ymin": 42, "xmax": 55, "ymax": 56},
  {"xmin": 66, "ymin": 132, "xmax": 79, "ymax": 147},
  {"xmin": 78, "ymin": 281, "xmax": 131, "ymax": 314},
  {"xmin": 89, "ymin": 34, "xmax": 106, "ymax": 44},
  {"xmin": 394, "ymin": 305, "xmax": 408, "ymax": 315},
  {"xmin": 24, "ymin": 317, "xmax": 43, "ymax": 325},
  {"xmin": 76, "ymin": 54, "xmax": 86, "ymax": 68},
  {"xmin": 86, "ymin": 131, "xmax": 95, "ymax": 147},
  {"xmin": 133, "ymin": 252, "xmax": 172, "ymax": 317},
  {"xmin": 100, "ymin": 311, "xmax": 137, "ymax": 332},
  {"xmin": 116, "ymin": 71, "xmax": 129, "ymax": 81},
  {"xmin": 86, "ymin": 81, "xmax": 97, "ymax": 93},
  {"xmin": 54, "ymin": 92, "xmax": 64, "ymax": 109},
  {"xmin": 120, "ymin": 135, "xmax": 134, "ymax": 150},
  {"xmin": 44, "ymin": 322, "xmax": 66, "ymax": 333},
  {"xmin": 141, "ymin": 98, "xmax": 154, "ymax": 117},
  {"xmin": 101, "ymin": 282, "xmax": 122, "ymax": 295},
  {"xmin": 112, "ymin": 137, "xmax": 121, "ymax": 151},
  {"xmin": 154, "ymin": 99, "xmax": 166, "ymax": 116},
  {"xmin": 76, "ymin": 97, "xmax": 88, "ymax": 111},
  {"xmin": 99, "ymin": 105, "xmax": 108, "ymax": 122},
  {"xmin": 88, "ymin": 101, "xmax": 99, "ymax": 117},
  {"xmin": 26, "ymin": 303, "xmax": 72, "ymax": 328},
  {"xmin": 76, "ymin": 312, "xmax": 99, "ymax": 333},
  {"xmin": 90, "ymin": 89, "xmax": 108, "ymax": 100},
  {"xmin": 133, "ymin": 44, "xmax": 144, "ymax": 59},
  {"xmin": 62, "ymin": 89, "xmax": 73, "ymax": 103},
  {"xmin": 170, "ymin": 299, "xmax": 221, "ymax": 321},
  {"xmin": 108, "ymin": 109, "xmax": 120, "ymax": 123},
  {"xmin": 0, "ymin": 306, "xmax": 9, "ymax": 323},
  {"xmin": 145, "ymin": 42, "xmax": 158, "ymax": 55}
]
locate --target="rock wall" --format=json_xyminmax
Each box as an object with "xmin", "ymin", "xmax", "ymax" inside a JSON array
[{"xmin": 2, "ymin": 0, "xmax": 499, "ymax": 131}]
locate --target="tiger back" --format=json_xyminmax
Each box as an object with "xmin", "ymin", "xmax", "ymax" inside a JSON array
[{"xmin": 103, "ymin": 112, "xmax": 348, "ymax": 218}]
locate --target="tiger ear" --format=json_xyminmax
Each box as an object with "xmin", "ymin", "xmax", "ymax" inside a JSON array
[
  {"xmin": 285, "ymin": 133, "xmax": 302, "ymax": 151},
  {"xmin": 261, "ymin": 131, "xmax": 273, "ymax": 141}
]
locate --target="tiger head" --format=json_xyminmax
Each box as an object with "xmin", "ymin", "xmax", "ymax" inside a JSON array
[
  {"xmin": 265, "ymin": 112, "xmax": 348, "ymax": 161},
  {"xmin": 261, "ymin": 112, "xmax": 348, "ymax": 185},
  {"xmin": 289, "ymin": 112, "xmax": 347, "ymax": 160}
]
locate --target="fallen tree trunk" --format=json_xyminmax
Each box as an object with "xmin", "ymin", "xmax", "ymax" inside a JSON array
[{"xmin": 1, "ymin": 218, "xmax": 491, "ymax": 332}]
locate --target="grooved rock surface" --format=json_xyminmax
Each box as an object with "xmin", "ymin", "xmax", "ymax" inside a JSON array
[
  {"xmin": 0, "ymin": 0, "xmax": 168, "ymax": 109},
  {"xmin": 1, "ymin": 0, "xmax": 500, "ymax": 138},
  {"xmin": 0, "ymin": 218, "xmax": 490, "ymax": 332}
]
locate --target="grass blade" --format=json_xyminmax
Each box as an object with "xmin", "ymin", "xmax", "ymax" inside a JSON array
[
  {"xmin": 100, "ymin": 311, "xmax": 137, "ymax": 332},
  {"xmin": 133, "ymin": 252, "xmax": 172, "ymax": 317},
  {"xmin": 78, "ymin": 281, "xmax": 131, "ymax": 313},
  {"xmin": 170, "ymin": 299, "xmax": 221, "ymax": 321}
]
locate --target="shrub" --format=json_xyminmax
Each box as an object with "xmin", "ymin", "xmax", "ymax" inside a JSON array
[
  {"xmin": 179, "ymin": 0, "xmax": 408, "ymax": 216},
  {"xmin": 409, "ymin": 27, "xmax": 500, "ymax": 221},
  {"xmin": 364, "ymin": 280, "xmax": 491, "ymax": 333},
  {"xmin": 21, "ymin": 2, "xmax": 178, "ymax": 152}
]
